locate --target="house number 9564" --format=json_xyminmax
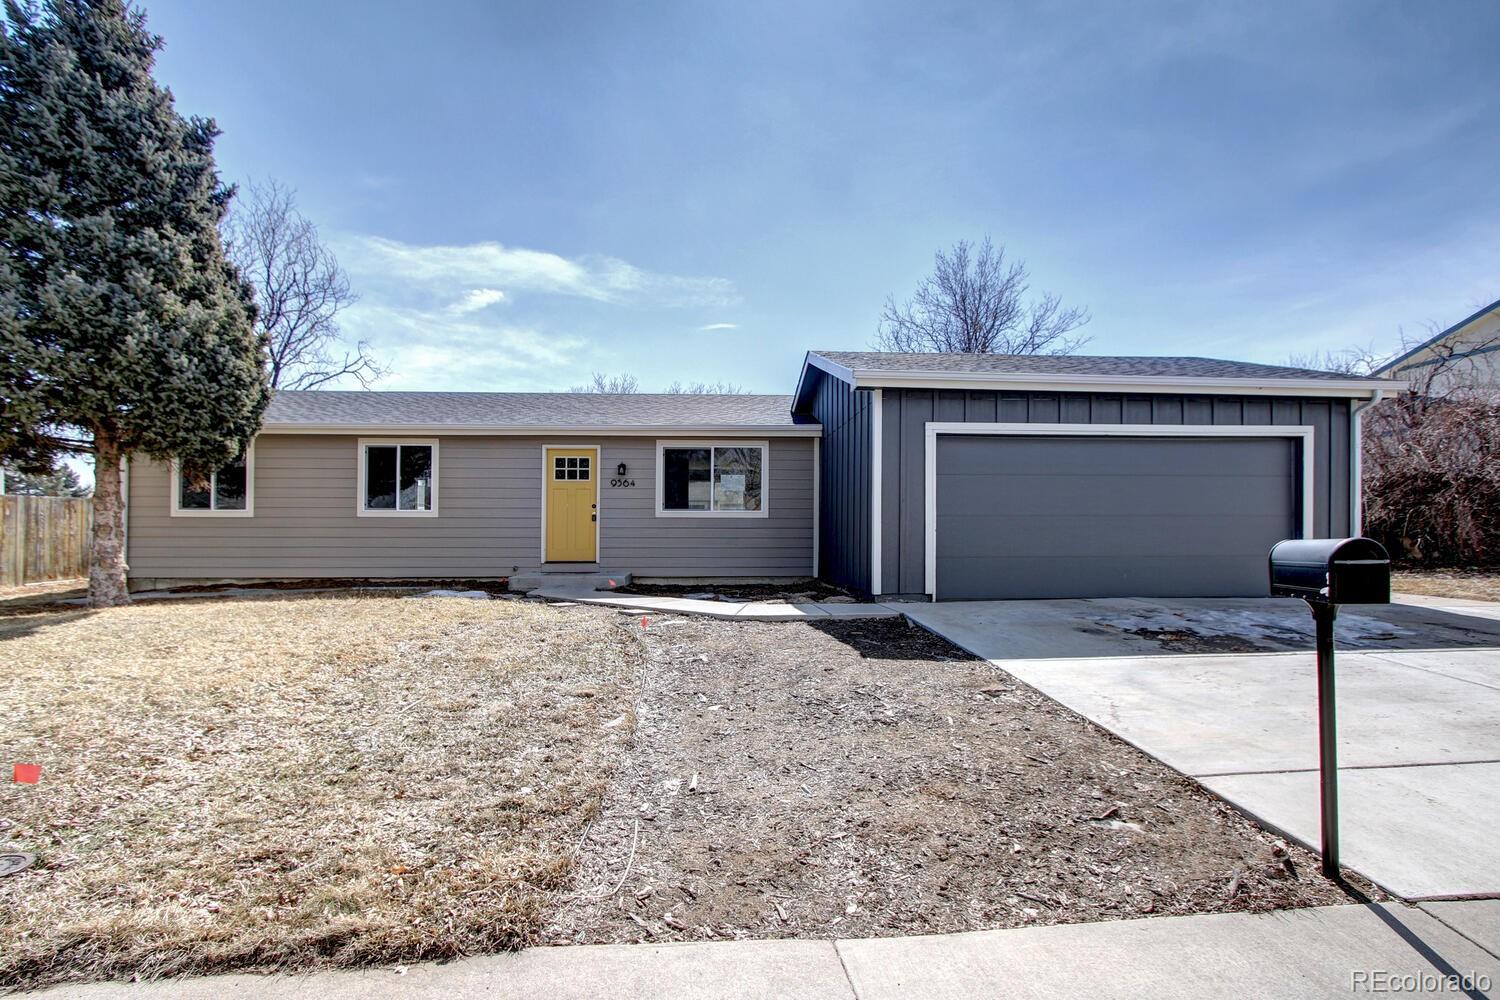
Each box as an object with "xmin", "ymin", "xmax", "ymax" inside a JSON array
[{"xmin": 609, "ymin": 477, "xmax": 636, "ymax": 488}]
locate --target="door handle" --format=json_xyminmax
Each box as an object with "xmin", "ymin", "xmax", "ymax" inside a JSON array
[{"xmin": 592, "ymin": 513, "xmax": 597, "ymax": 522}]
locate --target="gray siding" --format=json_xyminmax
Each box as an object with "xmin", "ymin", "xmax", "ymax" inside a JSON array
[
  {"xmin": 127, "ymin": 434, "xmax": 814, "ymax": 582},
  {"xmin": 878, "ymin": 389, "xmax": 1353, "ymax": 597},
  {"xmin": 807, "ymin": 372, "xmax": 872, "ymax": 593}
]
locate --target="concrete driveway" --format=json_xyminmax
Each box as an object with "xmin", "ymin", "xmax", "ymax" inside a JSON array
[{"xmin": 902, "ymin": 595, "xmax": 1500, "ymax": 901}]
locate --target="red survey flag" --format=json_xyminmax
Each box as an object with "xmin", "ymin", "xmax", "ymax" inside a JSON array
[{"xmin": 13, "ymin": 763, "xmax": 40, "ymax": 784}]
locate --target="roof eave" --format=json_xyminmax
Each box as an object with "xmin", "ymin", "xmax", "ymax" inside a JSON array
[
  {"xmin": 849, "ymin": 368, "xmax": 1406, "ymax": 398},
  {"xmin": 1374, "ymin": 296, "xmax": 1500, "ymax": 376},
  {"xmin": 259, "ymin": 422, "xmax": 823, "ymax": 437},
  {"xmin": 792, "ymin": 351, "xmax": 857, "ymax": 412}
]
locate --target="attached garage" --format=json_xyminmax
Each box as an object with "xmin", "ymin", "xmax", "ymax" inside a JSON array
[
  {"xmin": 929, "ymin": 428, "xmax": 1309, "ymax": 600},
  {"xmin": 793, "ymin": 350, "xmax": 1404, "ymax": 601}
]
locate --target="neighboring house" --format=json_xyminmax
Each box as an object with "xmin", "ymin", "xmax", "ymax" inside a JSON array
[
  {"xmin": 126, "ymin": 351, "xmax": 1400, "ymax": 600},
  {"xmin": 1374, "ymin": 297, "xmax": 1500, "ymax": 398}
]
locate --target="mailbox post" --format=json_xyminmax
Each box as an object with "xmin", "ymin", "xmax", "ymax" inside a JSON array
[{"xmin": 1268, "ymin": 537, "xmax": 1391, "ymax": 880}]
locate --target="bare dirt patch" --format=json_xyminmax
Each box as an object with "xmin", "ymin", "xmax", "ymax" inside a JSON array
[
  {"xmin": 547, "ymin": 615, "xmax": 1374, "ymax": 945},
  {"xmin": 1393, "ymin": 568, "xmax": 1500, "ymax": 603},
  {"xmin": 0, "ymin": 593, "xmax": 641, "ymax": 992}
]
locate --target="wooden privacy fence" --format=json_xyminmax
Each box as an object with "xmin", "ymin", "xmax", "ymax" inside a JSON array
[{"xmin": 0, "ymin": 496, "xmax": 93, "ymax": 587}]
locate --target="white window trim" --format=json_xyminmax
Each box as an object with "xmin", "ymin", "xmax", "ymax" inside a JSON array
[
  {"xmin": 169, "ymin": 441, "xmax": 255, "ymax": 518},
  {"xmin": 922, "ymin": 422, "xmax": 1317, "ymax": 601},
  {"xmin": 356, "ymin": 437, "xmax": 440, "ymax": 518},
  {"xmin": 655, "ymin": 439, "xmax": 770, "ymax": 518},
  {"xmin": 540, "ymin": 444, "xmax": 602, "ymax": 564}
]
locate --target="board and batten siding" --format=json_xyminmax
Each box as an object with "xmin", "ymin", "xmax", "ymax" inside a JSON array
[
  {"xmin": 807, "ymin": 371, "xmax": 872, "ymax": 593},
  {"xmin": 126, "ymin": 434, "xmax": 815, "ymax": 584},
  {"xmin": 878, "ymin": 389, "xmax": 1353, "ymax": 597}
]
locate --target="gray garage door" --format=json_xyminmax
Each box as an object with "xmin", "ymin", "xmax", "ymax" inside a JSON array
[{"xmin": 934, "ymin": 435, "xmax": 1299, "ymax": 600}]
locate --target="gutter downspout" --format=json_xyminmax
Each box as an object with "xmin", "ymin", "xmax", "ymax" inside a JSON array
[
  {"xmin": 1349, "ymin": 390, "xmax": 1383, "ymax": 536},
  {"xmin": 120, "ymin": 456, "xmax": 130, "ymax": 591}
]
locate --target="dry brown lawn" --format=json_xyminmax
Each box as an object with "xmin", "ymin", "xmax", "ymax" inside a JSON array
[
  {"xmin": 1392, "ymin": 568, "xmax": 1500, "ymax": 603},
  {"xmin": 0, "ymin": 593, "xmax": 641, "ymax": 992}
]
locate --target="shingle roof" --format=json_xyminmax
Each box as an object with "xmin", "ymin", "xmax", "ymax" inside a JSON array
[
  {"xmin": 811, "ymin": 351, "xmax": 1390, "ymax": 382},
  {"xmin": 263, "ymin": 391, "xmax": 807, "ymax": 429}
]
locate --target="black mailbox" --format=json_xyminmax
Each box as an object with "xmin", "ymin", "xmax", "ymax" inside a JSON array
[
  {"xmin": 1266, "ymin": 535, "xmax": 1393, "ymax": 880},
  {"xmin": 1268, "ymin": 537, "xmax": 1391, "ymax": 606}
]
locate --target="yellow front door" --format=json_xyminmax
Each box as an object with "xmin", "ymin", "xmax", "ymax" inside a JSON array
[{"xmin": 545, "ymin": 448, "xmax": 598, "ymax": 562}]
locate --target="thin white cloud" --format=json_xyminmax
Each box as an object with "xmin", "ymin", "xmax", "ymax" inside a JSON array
[
  {"xmin": 342, "ymin": 299, "xmax": 583, "ymax": 391},
  {"xmin": 327, "ymin": 234, "xmax": 740, "ymax": 390},
  {"xmin": 336, "ymin": 235, "xmax": 739, "ymax": 308},
  {"xmin": 699, "ymin": 322, "xmax": 738, "ymax": 331},
  {"xmin": 449, "ymin": 288, "xmax": 507, "ymax": 314}
]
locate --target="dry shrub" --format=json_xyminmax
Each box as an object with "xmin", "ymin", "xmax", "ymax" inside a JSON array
[{"xmin": 1363, "ymin": 394, "xmax": 1500, "ymax": 565}]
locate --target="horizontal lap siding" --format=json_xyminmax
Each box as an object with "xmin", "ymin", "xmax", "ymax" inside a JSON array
[
  {"xmin": 599, "ymin": 438, "xmax": 814, "ymax": 576},
  {"xmin": 127, "ymin": 434, "xmax": 814, "ymax": 581},
  {"xmin": 881, "ymin": 389, "xmax": 1352, "ymax": 597}
]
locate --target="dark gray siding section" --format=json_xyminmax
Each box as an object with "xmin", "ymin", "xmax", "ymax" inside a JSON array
[
  {"xmin": 127, "ymin": 434, "xmax": 815, "ymax": 582},
  {"xmin": 808, "ymin": 372, "xmax": 872, "ymax": 593},
  {"xmin": 879, "ymin": 389, "xmax": 1353, "ymax": 597}
]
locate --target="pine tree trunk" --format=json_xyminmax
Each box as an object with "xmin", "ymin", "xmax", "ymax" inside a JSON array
[{"xmin": 89, "ymin": 434, "xmax": 131, "ymax": 608}]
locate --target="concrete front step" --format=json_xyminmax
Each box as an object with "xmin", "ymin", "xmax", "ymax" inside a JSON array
[{"xmin": 508, "ymin": 570, "xmax": 632, "ymax": 593}]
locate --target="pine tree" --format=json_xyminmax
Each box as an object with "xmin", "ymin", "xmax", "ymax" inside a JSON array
[
  {"xmin": 0, "ymin": 0, "xmax": 268, "ymax": 606},
  {"xmin": 1, "ymin": 462, "xmax": 89, "ymax": 496}
]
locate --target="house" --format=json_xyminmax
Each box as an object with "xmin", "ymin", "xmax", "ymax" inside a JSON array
[
  {"xmin": 1374, "ymin": 296, "xmax": 1500, "ymax": 398},
  {"xmin": 125, "ymin": 351, "xmax": 1401, "ymax": 600}
]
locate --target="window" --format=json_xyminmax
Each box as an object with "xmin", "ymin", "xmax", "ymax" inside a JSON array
[
  {"xmin": 171, "ymin": 447, "xmax": 253, "ymax": 517},
  {"xmin": 358, "ymin": 439, "xmax": 437, "ymax": 516},
  {"xmin": 656, "ymin": 441, "xmax": 767, "ymax": 517},
  {"xmin": 554, "ymin": 455, "xmax": 591, "ymax": 480}
]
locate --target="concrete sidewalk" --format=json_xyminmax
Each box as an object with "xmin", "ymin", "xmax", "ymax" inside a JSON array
[
  {"xmin": 533, "ymin": 587, "xmax": 901, "ymax": 621},
  {"xmin": 31, "ymin": 903, "xmax": 1499, "ymax": 999}
]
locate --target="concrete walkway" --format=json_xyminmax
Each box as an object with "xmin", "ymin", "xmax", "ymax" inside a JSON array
[
  {"xmin": 33, "ymin": 902, "xmax": 1500, "ymax": 999},
  {"xmin": 902, "ymin": 596, "xmax": 1500, "ymax": 901},
  {"xmin": 533, "ymin": 587, "xmax": 901, "ymax": 621},
  {"xmin": 1395, "ymin": 591, "xmax": 1500, "ymax": 623}
]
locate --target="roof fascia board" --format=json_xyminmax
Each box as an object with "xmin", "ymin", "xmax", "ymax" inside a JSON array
[
  {"xmin": 1391, "ymin": 340, "xmax": 1500, "ymax": 371},
  {"xmin": 850, "ymin": 370, "xmax": 1404, "ymax": 398},
  {"xmin": 792, "ymin": 351, "xmax": 857, "ymax": 412},
  {"xmin": 261, "ymin": 423, "xmax": 822, "ymax": 437},
  {"xmin": 1375, "ymin": 296, "xmax": 1500, "ymax": 376}
]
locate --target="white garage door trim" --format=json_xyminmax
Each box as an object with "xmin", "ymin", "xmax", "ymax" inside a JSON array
[{"xmin": 922, "ymin": 422, "xmax": 1316, "ymax": 600}]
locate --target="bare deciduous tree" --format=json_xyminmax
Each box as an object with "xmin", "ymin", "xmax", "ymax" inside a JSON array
[
  {"xmin": 569, "ymin": 374, "xmax": 746, "ymax": 393},
  {"xmin": 876, "ymin": 237, "xmax": 1090, "ymax": 355},
  {"xmin": 569, "ymin": 372, "xmax": 641, "ymax": 393},
  {"xmin": 1284, "ymin": 345, "xmax": 1389, "ymax": 376},
  {"xmin": 665, "ymin": 380, "xmax": 744, "ymax": 394},
  {"xmin": 1358, "ymin": 317, "xmax": 1500, "ymax": 565},
  {"xmin": 223, "ymin": 179, "xmax": 380, "ymax": 389}
]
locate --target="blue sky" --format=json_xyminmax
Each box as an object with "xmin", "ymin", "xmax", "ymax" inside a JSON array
[{"xmin": 143, "ymin": 0, "xmax": 1500, "ymax": 394}]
